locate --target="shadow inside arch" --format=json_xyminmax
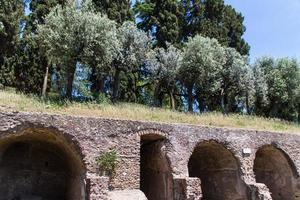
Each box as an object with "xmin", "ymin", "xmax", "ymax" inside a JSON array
[
  {"xmin": 254, "ymin": 144, "xmax": 300, "ymax": 200},
  {"xmin": 188, "ymin": 140, "xmax": 250, "ymax": 200},
  {"xmin": 139, "ymin": 131, "xmax": 174, "ymax": 200},
  {"xmin": 0, "ymin": 125, "xmax": 87, "ymax": 200}
]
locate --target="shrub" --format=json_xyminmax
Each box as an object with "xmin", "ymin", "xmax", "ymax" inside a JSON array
[{"xmin": 96, "ymin": 150, "xmax": 118, "ymax": 176}]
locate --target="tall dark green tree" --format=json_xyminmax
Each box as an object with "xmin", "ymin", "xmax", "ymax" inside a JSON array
[
  {"xmin": 0, "ymin": 0, "xmax": 24, "ymax": 87},
  {"xmin": 181, "ymin": 0, "xmax": 249, "ymax": 55},
  {"xmin": 14, "ymin": 36, "xmax": 49, "ymax": 94},
  {"xmin": 28, "ymin": 0, "xmax": 67, "ymax": 28},
  {"xmin": 134, "ymin": 0, "xmax": 183, "ymax": 48},
  {"xmin": 14, "ymin": 0, "xmax": 66, "ymax": 95},
  {"xmin": 92, "ymin": 0, "xmax": 133, "ymax": 23}
]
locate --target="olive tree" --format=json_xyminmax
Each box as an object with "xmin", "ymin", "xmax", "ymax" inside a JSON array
[
  {"xmin": 38, "ymin": 2, "xmax": 118, "ymax": 98},
  {"xmin": 112, "ymin": 21, "xmax": 152, "ymax": 102},
  {"xmin": 179, "ymin": 35, "xmax": 225, "ymax": 112},
  {"xmin": 252, "ymin": 57, "xmax": 300, "ymax": 121},
  {"xmin": 252, "ymin": 57, "xmax": 270, "ymax": 115},
  {"xmin": 218, "ymin": 47, "xmax": 253, "ymax": 113},
  {"xmin": 149, "ymin": 45, "xmax": 182, "ymax": 109}
]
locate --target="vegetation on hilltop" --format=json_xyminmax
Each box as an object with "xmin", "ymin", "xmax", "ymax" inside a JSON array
[
  {"xmin": 0, "ymin": 0, "xmax": 299, "ymax": 123},
  {"xmin": 1, "ymin": 89, "xmax": 299, "ymax": 134}
]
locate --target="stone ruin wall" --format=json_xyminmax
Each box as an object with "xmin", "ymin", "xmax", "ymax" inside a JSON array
[{"xmin": 0, "ymin": 110, "xmax": 300, "ymax": 200}]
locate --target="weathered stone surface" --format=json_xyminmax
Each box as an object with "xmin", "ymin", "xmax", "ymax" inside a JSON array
[
  {"xmin": 108, "ymin": 189, "xmax": 147, "ymax": 200},
  {"xmin": 254, "ymin": 145, "xmax": 300, "ymax": 200},
  {"xmin": 188, "ymin": 141, "xmax": 248, "ymax": 200},
  {"xmin": 247, "ymin": 183, "xmax": 272, "ymax": 200},
  {"xmin": 140, "ymin": 136, "xmax": 173, "ymax": 200},
  {"xmin": 0, "ymin": 110, "xmax": 299, "ymax": 199}
]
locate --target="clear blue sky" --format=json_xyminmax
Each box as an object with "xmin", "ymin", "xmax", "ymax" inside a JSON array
[{"xmin": 225, "ymin": 0, "xmax": 300, "ymax": 62}]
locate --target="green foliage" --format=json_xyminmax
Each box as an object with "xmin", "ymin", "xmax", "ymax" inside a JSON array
[
  {"xmin": 116, "ymin": 21, "xmax": 152, "ymax": 72},
  {"xmin": 0, "ymin": 0, "xmax": 24, "ymax": 87},
  {"xmin": 91, "ymin": 0, "xmax": 133, "ymax": 24},
  {"xmin": 38, "ymin": 1, "xmax": 118, "ymax": 98},
  {"xmin": 148, "ymin": 44, "xmax": 182, "ymax": 108},
  {"xmin": 0, "ymin": 0, "xmax": 23, "ymax": 55},
  {"xmin": 27, "ymin": 0, "xmax": 66, "ymax": 32},
  {"xmin": 178, "ymin": 35, "xmax": 253, "ymax": 113},
  {"xmin": 14, "ymin": 36, "xmax": 48, "ymax": 94},
  {"xmin": 217, "ymin": 47, "xmax": 253, "ymax": 113},
  {"xmin": 96, "ymin": 150, "xmax": 119, "ymax": 175},
  {"xmin": 135, "ymin": 0, "xmax": 183, "ymax": 48},
  {"xmin": 152, "ymin": 45, "xmax": 182, "ymax": 85},
  {"xmin": 111, "ymin": 21, "xmax": 152, "ymax": 101},
  {"xmin": 181, "ymin": 0, "xmax": 249, "ymax": 55},
  {"xmin": 10, "ymin": 0, "xmax": 66, "ymax": 95},
  {"xmin": 253, "ymin": 57, "xmax": 300, "ymax": 121},
  {"xmin": 0, "ymin": 0, "xmax": 298, "ymax": 124},
  {"xmin": 95, "ymin": 93, "xmax": 111, "ymax": 105},
  {"xmin": 179, "ymin": 35, "xmax": 225, "ymax": 111},
  {"xmin": 180, "ymin": 35, "xmax": 226, "ymax": 86}
]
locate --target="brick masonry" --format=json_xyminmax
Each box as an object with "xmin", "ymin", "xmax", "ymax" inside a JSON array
[{"xmin": 0, "ymin": 110, "xmax": 299, "ymax": 200}]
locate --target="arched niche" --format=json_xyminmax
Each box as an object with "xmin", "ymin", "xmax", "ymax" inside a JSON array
[
  {"xmin": 254, "ymin": 145, "xmax": 299, "ymax": 200},
  {"xmin": 139, "ymin": 131, "xmax": 174, "ymax": 200},
  {"xmin": 0, "ymin": 127, "xmax": 86, "ymax": 200},
  {"xmin": 188, "ymin": 140, "xmax": 249, "ymax": 200}
]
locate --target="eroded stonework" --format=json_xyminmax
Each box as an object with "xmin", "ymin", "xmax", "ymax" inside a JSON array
[{"xmin": 0, "ymin": 110, "xmax": 299, "ymax": 200}]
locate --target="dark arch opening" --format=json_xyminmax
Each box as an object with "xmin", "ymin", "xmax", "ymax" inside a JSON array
[
  {"xmin": 188, "ymin": 141, "xmax": 249, "ymax": 200},
  {"xmin": 140, "ymin": 133, "xmax": 173, "ymax": 200},
  {"xmin": 0, "ymin": 127, "xmax": 86, "ymax": 200},
  {"xmin": 254, "ymin": 145, "xmax": 299, "ymax": 200}
]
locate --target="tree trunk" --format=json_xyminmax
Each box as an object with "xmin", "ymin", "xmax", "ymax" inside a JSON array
[
  {"xmin": 66, "ymin": 63, "xmax": 76, "ymax": 99},
  {"xmin": 169, "ymin": 88, "xmax": 176, "ymax": 111},
  {"xmin": 197, "ymin": 93, "xmax": 205, "ymax": 113},
  {"xmin": 154, "ymin": 81, "xmax": 163, "ymax": 107},
  {"xmin": 297, "ymin": 106, "xmax": 300, "ymax": 123},
  {"xmin": 90, "ymin": 66, "xmax": 105, "ymax": 95},
  {"xmin": 221, "ymin": 88, "xmax": 228, "ymax": 114},
  {"xmin": 246, "ymin": 91, "xmax": 250, "ymax": 114},
  {"xmin": 112, "ymin": 68, "xmax": 121, "ymax": 102},
  {"xmin": 187, "ymin": 85, "xmax": 193, "ymax": 112},
  {"xmin": 132, "ymin": 73, "xmax": 138, "ymax": 103},
  {"xmin": 55, "ymin": 64, "xmax": 62, "ymax": 95},
  {"xmin": 42, "ymin": 64, "xmax": 49, "ymax": 97}
]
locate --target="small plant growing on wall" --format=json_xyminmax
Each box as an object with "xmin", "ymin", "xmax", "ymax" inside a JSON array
[{"xmin": 96, "ymin": 150, "xmax": 118, "ymax": 176}]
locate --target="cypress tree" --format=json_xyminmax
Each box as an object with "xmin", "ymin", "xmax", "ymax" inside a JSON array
[
  {"xmin": 14, "ymin": 0, "xmax": 67, "ymax": 95},
  {"xmin": 92, "ymin": 0, "xmax": 134, "ymax": 24},
  {"xmin": 0, "ymin": 0, "xmax": 24, "ymax": 87},
  {"xmin": 135, "ymin": 0, "xmax": 183, "ymax": 48},
  {"xmin": 181, "ymin": 0, "xmax": 250, "ymax": 55}
]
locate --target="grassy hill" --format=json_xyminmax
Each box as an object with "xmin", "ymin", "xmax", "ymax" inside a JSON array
[{"xmin": 0, "ymin": 89, "xmax": 299, "ymax": 134}]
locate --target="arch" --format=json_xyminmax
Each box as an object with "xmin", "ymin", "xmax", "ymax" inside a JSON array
[
  {"xmin": 0, "ymin": 126, "xmax": 86, "ymax": 200},
  {"xmin": 188, "ymin": 140, "xmax": 249, "ymax": 200},
  {"xmin": 139, "ymin": 130, "xmax": 174, "ymax": 200},
  {"xmin": 253, "ymin": 145, "xmax": 299, "ymax": 200}
]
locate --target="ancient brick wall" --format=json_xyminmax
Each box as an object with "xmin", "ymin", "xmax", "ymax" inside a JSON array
[{"xmin": 0, "ymin": 111, "xmax": 299, "ymax": 200}]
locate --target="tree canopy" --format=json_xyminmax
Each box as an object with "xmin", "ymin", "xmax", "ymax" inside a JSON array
[
  {"xmin": 181, "ymin": 0, "xmax": 250, "ymax": 55},
  {"xmin": 0, "ymin": 0, "xmax": 24, "ymax": 87},
  {"xmin": 38, "ymin": 2, "xmax": 119, "ymax": 98},
  {"xmin": 0, "ymin": 0, "xmax": 299, "ymax": 123},
  {"xmin": 134, "ymin": 0, "xmax": 183, "ymax": 48},
  {"xmin": 91, "ymin": 0, "xmax": 133, "ymax": 24}
]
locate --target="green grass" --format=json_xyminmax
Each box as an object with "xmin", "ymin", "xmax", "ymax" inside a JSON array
[{"xmin": 0, "ymin": 89, "xmax": 300, "ymax": 134}]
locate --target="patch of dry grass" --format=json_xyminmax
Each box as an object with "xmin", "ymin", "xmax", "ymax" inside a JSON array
[{"xmin": 0, "ymin": 89, "xmax": 299, "ymax": 134}]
